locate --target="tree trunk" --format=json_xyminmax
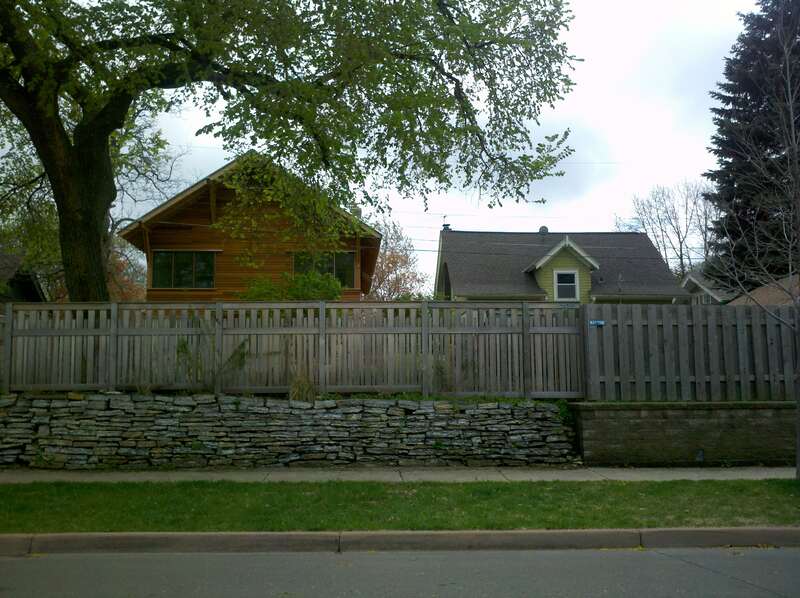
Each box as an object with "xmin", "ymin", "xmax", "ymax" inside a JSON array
[
  {"xmin": 45, "ymin": 144, "xmax": 116, "ymax": 302},
  {"xmin": 57, "ymin": 203, "xmax": 111, "ymax": 302},
  {"xmin": 0, "ymin": 64, "xmax": 127, "ymax": 302}
]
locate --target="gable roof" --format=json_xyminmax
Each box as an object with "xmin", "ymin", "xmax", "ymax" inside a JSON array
[
  {"xmin": 117, "ymin": 159, "xmax": 239, "ymax": 239},
  {"xmin": 118, "ymin": 156, "xmax": 380, "ymax": 240},
  {"xmin": 681, "ymin": 270, "xmax": 739, "ymax": 303},
  {"xmin": 524, "ymin": 235, "xmax": 599, "ymax": 272},
  {"xmin": 435, "ymin": 229, "xmax": 688, "ymax": 300}
]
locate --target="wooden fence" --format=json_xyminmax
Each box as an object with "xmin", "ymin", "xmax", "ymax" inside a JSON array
[
  {"xmin": 584, "ymin": 304, "xmax": 798, "ymax": 402},
  {"xmin": 0, "ymin": 302, "xmax": 582, "ymax": 397},
  {"xmin": 1, "ymin": 302, "xmax": 795, "ymax": 401}
]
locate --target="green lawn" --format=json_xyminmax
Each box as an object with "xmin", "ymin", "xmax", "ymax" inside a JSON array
[{"xmin": 1, "ymin": 480, "xmax": 799, "ymax": 533}]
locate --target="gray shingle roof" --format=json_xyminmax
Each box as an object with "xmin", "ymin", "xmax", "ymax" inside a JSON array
[{"xmin": 436, "ymin": 230, "xmax": 688, "ymax": 300}]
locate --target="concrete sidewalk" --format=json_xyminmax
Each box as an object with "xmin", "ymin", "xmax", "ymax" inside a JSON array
[{"xmin": 0, "ymin": 466, "xmax": 794, "ymax": 484}]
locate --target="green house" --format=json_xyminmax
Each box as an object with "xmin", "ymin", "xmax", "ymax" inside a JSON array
[{"xmin": 434, "ymin": 226, "xmax": 688, "ymax": 304}]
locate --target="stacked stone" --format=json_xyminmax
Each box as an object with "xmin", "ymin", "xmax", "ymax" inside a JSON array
[{"xmin": 0, "ymin": 393, "xmax": 575, "ymax": 469}]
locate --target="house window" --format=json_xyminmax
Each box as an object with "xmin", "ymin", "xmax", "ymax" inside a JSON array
[
  {"xmin": 294, "ymin": 252, "xmax": 356, "ymax": 288},
  {"xmin": 554, "ymin": 270, "xmax": 578, "ymax": 301},
  {"xmin": 151, "ymin": 251, "xmax": 215, "ymax": 289},
  {"xmin": 692, "ymin": 292, "xmax": 713, "ymax": 305}
]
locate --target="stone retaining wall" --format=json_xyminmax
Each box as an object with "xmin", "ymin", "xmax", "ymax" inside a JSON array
[
  {"xmin": 0, "ymin": 394, "xmax": 575, "ymax": 469},
  {"xmin": 576, "ymin": 402, "xmax": 796, "ymax": 466}
]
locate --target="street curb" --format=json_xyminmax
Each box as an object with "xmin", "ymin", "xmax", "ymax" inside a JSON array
[
  {"xmin": 17, "ymin": 533, "xmax": 338, "ymax": 555},
  {"xmin": 640, "ymin": 527, "xmax": 800, "ymax": 548},
  {"xmin": 0, "ymin": 535, "xmax": 32, "ymax": 557},
  {"xmin": 340, "ymin": 530, "xmax": 641, "ymax": 551},
  {"xmin": 2, "ymin": 528, "xmax": 799, "ymax": 556}
]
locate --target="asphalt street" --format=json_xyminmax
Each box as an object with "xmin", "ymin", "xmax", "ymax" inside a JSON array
[{"xmin": 1, "ymin": 547, "xmax": 799, "ymax": 597}]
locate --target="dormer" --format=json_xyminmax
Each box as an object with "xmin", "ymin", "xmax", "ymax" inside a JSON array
[{"xmin": 523, "ymin": 235, "xmax": 599, "ymax": 303}]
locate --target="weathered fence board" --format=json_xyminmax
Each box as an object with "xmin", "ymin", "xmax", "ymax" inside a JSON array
[
  {"xmin": 1, "ymin": 302, "xmax": 796, "ymax": 401},
  {"xmin": 584, "ymin": 304, "xmax": 797, "ymax": 401}
]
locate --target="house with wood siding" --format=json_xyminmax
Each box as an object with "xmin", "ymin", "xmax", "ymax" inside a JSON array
[
  {"xmin": 119, "ymin": 159, "xmax": 381, "ymax": 301},
  {"xmin": 434, "ymin": 225, "xmax": 689, "ymax": 303}
]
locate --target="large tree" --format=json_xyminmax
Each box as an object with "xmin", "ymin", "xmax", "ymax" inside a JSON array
[
  {"xmin": 0, "ymin": 102, "xmax": 179, "ymax": 299},
  {"xmin": 0, "ymin": 0, "xmax": 575, "ymax": 301},
  {"xmin": 705, "ymin": 0, "xmax": 800, "ymax": 288},
  {"xmin": 704, "ymin": 0, "xmax": 800, "ymax": 480}
]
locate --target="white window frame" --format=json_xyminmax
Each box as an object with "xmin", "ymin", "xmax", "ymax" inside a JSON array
[{"xmin": 553, "ymin": 269, "xmax": 579, "ymax": 302}]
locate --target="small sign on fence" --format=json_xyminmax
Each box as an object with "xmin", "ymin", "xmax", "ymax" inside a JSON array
[{"xmin": 589, "ymin": 319, "xmax": 605, "ymax": 327}]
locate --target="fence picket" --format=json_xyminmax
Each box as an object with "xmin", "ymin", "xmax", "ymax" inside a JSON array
[
  {"xmin": 1, "ymin": 303, "xmax": 11, "ymax": 394},
  {"xmin": 736, "ymin": 307, "xmax": 752, "ymax": 401},
  {"xmin": 751, "ymin": 308, "xmax": 768, "ymax": 400},
  {"xmin": 691, "ymin": 305, "xmax": 707, "ymax": 401},
  {"xmin": 765, "ymin": 309, "xmax": 780, "ymax": 396},
  {"xmin": 778, "ymin": 306, "xmax": 796, "ymax": 401},
  {"xmin": 662, "ymin": 307, "xmax": 678, "ymax": 400},
  {"xmin": 646, "ymin": 305, "xmax": 662, "ymax": 401},
  {"xmin": 707, "ymin": 306, "xmax": 722, "ymax": 400},
  {"xmin": 675, "ymin": 306, "xmax": 692, "ymax": 401},
  {"xmin": 722, "ymin": 307, "xmax": 738, "ymax": 401},
  {"xmin": 2, "ymin": 302, "xmax": 795, "ymax": 402},
  {"xmin": 618, "ymin": 305, "xmax": 631, "ymax": 401},
  {"xmin": 631, "ymin": 304, "xmax": 646, "ymax": 400}
]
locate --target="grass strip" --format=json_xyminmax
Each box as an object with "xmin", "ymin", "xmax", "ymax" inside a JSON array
[{"xmin": 1, "ymin": 480, "xmax": 798, "ymax": 533}]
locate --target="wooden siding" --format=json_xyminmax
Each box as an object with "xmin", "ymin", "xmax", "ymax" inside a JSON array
[
  {"xmin": 533, "ymin": 249, "xmax": 592, "ymax": 304},
  {"xmin": 126, "ymin": 185, "xmax": 373, "ymax": 302}
]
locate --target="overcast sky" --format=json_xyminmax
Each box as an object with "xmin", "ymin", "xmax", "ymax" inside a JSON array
[{"xmin": 154, "ymin": 0, "xmax": 759, "ymax": 289}]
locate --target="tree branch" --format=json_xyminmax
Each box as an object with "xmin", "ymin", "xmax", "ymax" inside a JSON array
[{"xmin": 0, "ymin": 0, "xmax": 48, "ymax": 88}]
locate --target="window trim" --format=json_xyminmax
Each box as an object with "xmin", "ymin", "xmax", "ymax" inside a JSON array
[
  {"xmin": 293, "ymin": 251, "xmax": 358, "ymax": 290},
  {"xmin": 553, "ymin": 269, "xmax": 579, "ymax": 302},
  {"xmin": 149, "ymin": 250, "xmax": 217, "ymax": 290}
]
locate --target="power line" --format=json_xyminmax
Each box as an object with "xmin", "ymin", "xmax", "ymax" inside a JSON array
[
  {"xmin": 406, "ymin": 238, "xmax": 713, "ymax": 252},
  {"xmin": 405, "ymin": 246, "xmax": 688, "ymax": 260}
]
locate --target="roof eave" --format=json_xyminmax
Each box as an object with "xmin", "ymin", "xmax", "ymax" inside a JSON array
[
  {"xmin": 680, "ymin": 273, "xmax": 726, "ymax": 302},
  {"xmin": 524, "ymin": 235, "xmax": 600, "ymax": 273},
  {"xmin": 452, "ymin": 290, "xmax": 548, "ymax": 300},
  {"xmin": 117, "ymin": 156, "xmax": 381, "ymax": 240},
  {"xmin": 591, "ymin": 292, "xmax": 688, "ymax": 300},
  {"xmin": 118, "ymin": 159, "xmax": 243, "ymax": 238}
]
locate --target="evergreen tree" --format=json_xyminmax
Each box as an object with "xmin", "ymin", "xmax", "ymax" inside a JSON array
[{"xmin": 704, "ymin": 0, "xmax": 800, "ymax": 288}]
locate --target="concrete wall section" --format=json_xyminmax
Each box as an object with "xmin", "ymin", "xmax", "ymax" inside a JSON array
[{"xmin": 576, "ymin": 402, "xmax": 796, "ymax": 465}]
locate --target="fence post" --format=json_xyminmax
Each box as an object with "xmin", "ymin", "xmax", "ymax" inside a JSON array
[
  {"xmin": 521, "ymin": 302, "xmax": 530, "ymax": 399},
  {"xmin": 108, "ymin": 302, "xmax": 118, "ymax": 391},
  {"xmin": 1, "ymin": 303, "xmax": 12, "ymax": 394},
  {"xmin": 318, "ymin": 301, "xmax": 327, "ymax": 394},
  {"xmin": 214, "ymin": 303, "xmax": 223, "ymax": 395},
  {"xmin": 421, "ymin": 301, "xmax": 430, "ymax": 396},
  {"xmin": 580, "ymin": 304, "xmax": 589, "ymax": 399}
]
